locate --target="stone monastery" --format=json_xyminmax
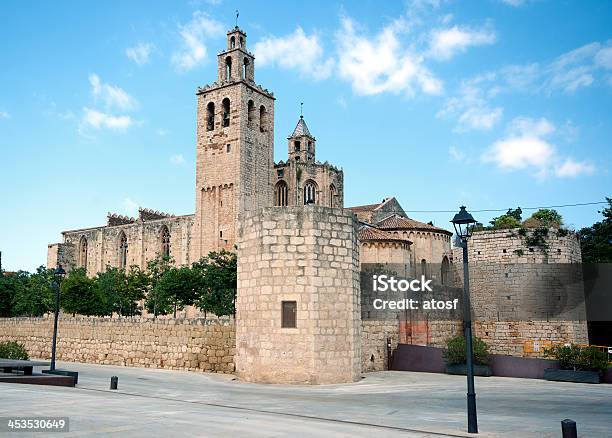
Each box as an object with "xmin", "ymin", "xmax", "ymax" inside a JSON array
[{"xmin": 48, "ymin": 25, "xmax": 452, "ymax": 278}]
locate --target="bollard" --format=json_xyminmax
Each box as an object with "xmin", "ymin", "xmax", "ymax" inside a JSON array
[
  {"xmin": 386, "ymin": 337, "xmax": 392, "ymax": 370},
  {"xmin": 110, "ymin": 376, "xmax": 118, "ymax": 390},
  {"xmin": 561, "ymin": 419, "xmax": 577, "ymax": 438}
]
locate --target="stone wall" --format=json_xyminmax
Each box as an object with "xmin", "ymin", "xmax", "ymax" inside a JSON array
[
  {"xmin": 0, "ymin": 316, "xmax": 235, "ymax": 373},
  {"xmin": 450, "ymin": 228, "xmax": 588, "ymax": 356},
  {"xmin": 236, "ymin": 206, "xmax": 361, "ymax": 384}
]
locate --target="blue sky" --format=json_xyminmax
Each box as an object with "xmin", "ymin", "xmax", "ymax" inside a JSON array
[{"xmin": 1, "ymin": 0, "xmax": 611, "ymax": 271}]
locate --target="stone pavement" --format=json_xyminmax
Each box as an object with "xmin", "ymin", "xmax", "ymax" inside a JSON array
[{"xmin": 0, "ymin": 362, "xmax": 610, "ymax": 437}]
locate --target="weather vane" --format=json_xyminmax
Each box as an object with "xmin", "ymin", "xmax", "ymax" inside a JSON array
[{"xmin": 235, "ymin": 10, "xmax": 239, "ymax": 28}]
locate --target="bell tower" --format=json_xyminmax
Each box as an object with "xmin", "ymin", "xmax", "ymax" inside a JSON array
[{"xmin": 192, "ymin": 25, "xmax": 275, "ymax": 261}]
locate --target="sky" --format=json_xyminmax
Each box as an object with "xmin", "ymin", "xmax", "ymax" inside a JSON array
[{"xmin": 1, "ymin": 0, "xmax": 611, "ymax": 272}]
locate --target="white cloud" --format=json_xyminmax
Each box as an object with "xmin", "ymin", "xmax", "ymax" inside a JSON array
[
  {"xmin": 156, "ymin": 128, "xmax": 169, "ymax": 136},
  {"xmin": 437, "ymin": 74, "xmax": 503, "ymax": 131},
  {"xmin": 428, "ymin": 25, "xmax": 496, "ymax": 61},
  {"xmin": 170, "ymin": 154, "xmax": 186, "ymax": 165},
  {"xmin": 81, "ymin": 107, "xmax": 133, "ymax": 130},
  {"xmin": 336, "ymin": 17, "xmax": 442, "ymax": 96},
  {"xmin": 595, "ymin": 47, "xmax": 612, "ymax": 69},
  {"xmin": 484, "ymin": 135, "xmax": 555, "ymax": 170},
  {"xmin": 457, "ymin": 106, "xmax": 503, "ymax": 131},
  {"xmin": 254, "ymin": 27, "xmax": 334, "ymax": 80},
  {"xmin": 89, "ymin": 74, "xmax": 136, "ymax": 111},
  {"xmin": 0, "ymin": 111, "xmax": 10, "ymax": 119},
  {"xmin": 555, "ymin": 159, "xmax": 595, "ymax": 178},
  {"xmin": 172, "ymin": 11, "xmax": 224, "ymax": 71},
  {"xmin": 483, "ymin": 117, "xmax": 594, "ymax": 179},
  {"xmin": 126, "ymin": 43, "xmax": 154, "ymax": 65}
]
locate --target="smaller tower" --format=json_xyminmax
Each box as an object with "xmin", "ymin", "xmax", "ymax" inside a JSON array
[{"xmin": 288, "ymin": 116, "xmax": 316, "ymax": 162}]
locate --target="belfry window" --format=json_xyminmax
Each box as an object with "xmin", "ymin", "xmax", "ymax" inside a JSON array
[
  {"xmin": 118, "ymin": 232, "xmax": 128, "ymax": 270},
  {"xmin": 303, "ymin": 180, "xmax": 317, "ymax": 205},
  {"xmin": 160, "ymin": 226, "xmax": 170, "ymax": 258},
  {"xmin": 243, "ymin": 58, "xmax": 249, "ymax": 79},
  {"xmin": 294, "ymin": 141, "xmax": 301, "ymax": 152},
  {"xmin": 230, "ymin": 36, "xmax": 236, "ymax": 49},
  {"xmin": 78, "ymin": 236, "xmax": 88, "ymax": 268},
  {"xmin": 225, "ymin": 56, "xmax": 232, "ymax": 81},
  {"xmin": 259, "ymin": 105, "xmax": 266, "ymax": 132},
  {"xmin": 275, "ymin": 181, "xmax": 288, "ymax": 207},
  {"xmin": 222, "ymin": 98, "xmax": 230, "ymax": 127},
  {"xmin": 247, "ymin": 100, "xmax": 254, "ymax": 125},
  {"xmin": 239, "ymin": 36, "xmax": 244, "ymax": 48},
  {"xmin": 206, "ymin": 102, "xmax": 215, "ymax": 131}
]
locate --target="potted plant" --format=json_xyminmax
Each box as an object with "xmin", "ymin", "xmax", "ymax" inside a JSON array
[
  {"xmin": 544, "ymin": 344, "xmax": 607, "ymax": 384},
  {"xmin": 443, "ymin": 335, "xmax": 492, "ymax": 377}
]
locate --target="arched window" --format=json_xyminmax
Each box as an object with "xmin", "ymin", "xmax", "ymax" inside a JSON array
[
  {"xmin": 303, "ymin": 180, "xmax": 317, "ymax": 205},
  {"xmin": 275, "ymin": 181, "xmax": 288, "ymax": 206},
  {"xmin": 247, "ymin": 100, "xmax": 254, "ymax": 125},
  {"xmin": 259, "ymin": 105, "xmax": 266, "ymax": 132},
  {"xmin": 118, "ymin": 232, "xmax": 128, "ymax": 270},
  {"xmin": 239, "ymin": 36, "xmax": 244, "ymax": 47},
  {"xmin": 243, "ymin": 58, "xmax": 249, "ymax": 79},
  {"xmin": 307, "ymin": 141, "xmax": 312, "ymax": 152},
  {"xmin": 230, "ymin": 36, "xmax": 236, "ymax": 49},
  {"xmin": 420, "ymin": 259, "xmax": 427, "ymax": 277},
  {"xmin": 294, "ymin": 141, "xmax": 301, "ymax": 152},
  {"xmin": 222, "ymin": 98, "xmax": 230, "ymax": 127},
  {"xmin": 441, "ymin": 256, "xmax": 450, "ymax": 285},
  {"xmin": 329, "ymin": 184, "xmax": 336, "ymax": 207},
  {"xmin": 225, "ymin": 56, "xmax": 232, "ymax": 81},
  {"xmin": 160, "ymin": 226, "xmax": 170, "ymax": 258},
  {"xmin": 78, "ymin": 236, "xmax": 88, "ymax": 268},
  {"xmin": 206, "ymin": 102, "xmax": 215, "ymax": 131}
]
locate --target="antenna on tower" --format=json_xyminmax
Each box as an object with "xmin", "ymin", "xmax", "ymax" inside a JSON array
[
  {"xmin": 300, "ymin": 102, "xmax": 303, "ymax": 118},
  {"xmin": 235, "ymin": 10, "xmax": 239, "ymax": 28}
]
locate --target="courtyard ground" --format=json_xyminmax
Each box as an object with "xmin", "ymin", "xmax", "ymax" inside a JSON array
[{"xmin": 0, "ymin": 362, "xmax": 610, "ymax": 437}]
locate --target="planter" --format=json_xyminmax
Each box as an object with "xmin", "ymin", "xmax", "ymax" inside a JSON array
[
  {"xmin": 544, "ymin": 368, "xmax": 601, "ymax": 384},
  {"xmin": 445, "ymin": 364, "xmax": 492, "ymax": 377}
]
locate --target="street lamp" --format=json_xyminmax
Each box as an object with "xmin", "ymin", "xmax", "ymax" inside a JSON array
[
  {"xmin": 50, "ymin": 264, "xmax": 66, "ymax": 371},
  {"xmin": 451, "ymin": 206, "xmax": 478, "ymax": 434}
]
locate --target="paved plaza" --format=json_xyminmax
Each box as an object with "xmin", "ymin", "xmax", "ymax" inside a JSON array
[{"xmin": 0, "ymin": 362, "xmax": 610, "ymax": 437}]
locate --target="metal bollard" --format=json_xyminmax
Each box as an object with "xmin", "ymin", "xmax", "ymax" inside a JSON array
[
  {"xmin": 561, "ymin": 419, "xmax": 577, "ymax": 438},
  {"xmin": 386, "ymin": 337, "xmax": 392, "ymax": 370},
  {"xmin": 110, "ymin": 376, "xmax": 118, "ymax": 390}
]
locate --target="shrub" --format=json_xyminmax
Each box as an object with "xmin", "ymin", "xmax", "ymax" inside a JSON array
[
  {"xmin": 544, "ymin": 344, "xmax": 608, "ymax": 373},
  {"xmin": 443, "ymin": 335, "xmax": 489, "ymax": 365},
  {"xmin": 0, "ymin": 341, "xmax": 29, "ymax": 360}
]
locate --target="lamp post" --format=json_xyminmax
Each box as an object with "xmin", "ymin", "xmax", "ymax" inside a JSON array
[
  {"xmin": 451, "ymin": 206, "xmax": 478, "ymax": 434},
  {"xmin": 50, "ymin": 264, "xmax": 66, "ymax": 371}
]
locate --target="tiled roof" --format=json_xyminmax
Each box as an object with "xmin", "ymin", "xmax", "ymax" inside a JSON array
[
  {"xmin": 289, "ymin": 116, "xmax": 312, "ymax": 138},
  {"xmin": 358, "ymin": 225, "xmax": 412, "ymax": 243},
  {"xmin": 348, "ymin": 203, "xmax": 381, "ymax": 212},
  {"xmin": 376, "ymin": 214, "xmax": 453, "ymax": 236}
]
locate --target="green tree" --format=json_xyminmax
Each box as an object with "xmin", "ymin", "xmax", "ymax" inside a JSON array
[
  {"xmin": 152, "ymin": 266, "xmax": 197, "ymax": 318},
  {"xmin": 96, "ymin": 267, "xmax": 128, "ymax": 316},
  {"xmin": 144, "ymin": 256, "xmax": 174, "ymax": 317},
  {"xmin": 524, "ymin": 208, "xmax": 563, "ymax": 228},
  {"xmin": 489, "ymin": 207, "xmax": 522, "ymax": 229},
  {"xmin": 0, "ymin": 271, "xmax": 21, "ymax": 317},
  {"xmin": 580, "ymin": 197, "xmax": 612, "ymax": 263},
  {"xmin": 12, "ymin": 267, "xmax": 55, "ymax": 317},
  {"xmin": 194, "ymin": 250, "xmax": 237, "ymax": 318},
  {"xmin": 123, "ymin": 266, "xmax": 150, "ymax": 316},
  {"xmin": 61, "ymin": 267, "xmax": 100, "ymax": 316}
]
